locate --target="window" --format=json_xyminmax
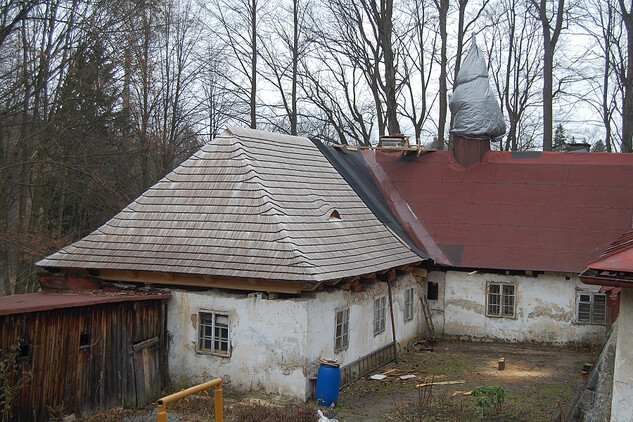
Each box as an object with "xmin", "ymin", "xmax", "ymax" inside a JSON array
[
  {"xmin": 198, "ymin": 311, "xmax": 230, "ymax": 356},
  {"xmin": 427, "ymin": 281, "xmax": 439, "ymax": 300},
  {"xmin": 335, "ymin": 307, "xmax": 350, "ymax": 351},
  {"xmin": 79, "ymin": 333, "xmax": 91, "ymax": 349},
  {"xmin": 577, "ymin": 292, "xmax": 606, "ymax": 324},
  {"xmin": 487, "ymin": 282, "xmax": 515, "ymax": 318},
  {"xmin": 404, "ymin": 288, "xmax": 414, "ymax": 321},
  {"xmin": 18, "ymin": 338, "xmax": 30, "ymax": 362},
  {"xmin": 374, "ymin": 296, "xmax": 387, "ymax": 335}
]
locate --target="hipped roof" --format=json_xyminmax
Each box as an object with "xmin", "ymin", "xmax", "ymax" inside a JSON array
[
  {"xmin": 363, "ymin": 148, "xmax": 633, "ymax": 274},
  {"xmin": 37, "ymin": 128, "xmax": 421, "ymax": 285}
]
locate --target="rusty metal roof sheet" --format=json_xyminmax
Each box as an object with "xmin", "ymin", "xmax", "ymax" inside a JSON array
[
  {"xmin": 364, "ymin": 149, "xmax": 633, "ymax": 273},
  {"xmin": 581, "ymin": 231, "xmax": 633, "ymax": 288},
  {"xmin": 37, "ymin": 128, "xmax": 420, "ymax": 284},
  {"xmin": 585, "ymin": 231, "xmax": 633, "ymax": 273},
  {"xmin": 0, "ymin": 292, "xmax": 169, "ymax": 316}
]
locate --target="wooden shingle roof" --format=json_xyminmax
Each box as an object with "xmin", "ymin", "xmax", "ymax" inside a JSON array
[{"xmin": 37, "ymin": 128, "xmax": 420, "ymax": 288}]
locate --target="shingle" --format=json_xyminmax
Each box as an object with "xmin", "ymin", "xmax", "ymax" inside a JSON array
[{"xmin": 38, "ymin": 127, "xmax": 420, "ymax": 283}]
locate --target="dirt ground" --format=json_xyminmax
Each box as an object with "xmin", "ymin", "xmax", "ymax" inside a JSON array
[
  {"xmin": 334, "ymin": 340, "xmax": 599, "ymax": 421},
  {"xmin": 79, "ymin": 340, "xmax": 599, "ymax": 422}
]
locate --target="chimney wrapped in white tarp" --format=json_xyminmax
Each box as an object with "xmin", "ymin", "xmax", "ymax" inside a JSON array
[{"xmin": 449, "ymin": 40, "xmax": 506, "ymax": 139}]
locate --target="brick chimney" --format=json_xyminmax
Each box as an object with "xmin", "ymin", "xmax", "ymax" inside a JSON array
[{"xmin": 453, "ymin": 135, "xmax": 490, "ymax": 167}]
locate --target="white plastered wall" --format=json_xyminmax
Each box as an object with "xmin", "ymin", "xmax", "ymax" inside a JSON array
[
  {"xmin": 610, "ymin": 288, "xmax": 633, "ymax": 422},
  {"xmin": 304, "ymin": 272, "xmax": 424, "ymax": 368},
  {"xmin": 167, "ymin": 272, "xmax": 423, "ymax": 401},
  {"xmin": 434, "ymin": 270, "xmax": 607, "ymax": 344}
]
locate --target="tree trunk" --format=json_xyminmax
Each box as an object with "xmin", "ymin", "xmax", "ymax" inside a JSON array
[
  {"xmin": 291, "ymin": 0, "xmax": 299, "ymax": 135},
  {"xmin": 381, "ymin": 0, "xmax": 400, "ymax": 135},
  {"xmin": 250, "ymin": 0, "xmax": 257, "ymax": 129},
  {"xmin": 621, "ymin": 0, "xmax": 633, "ymax": 152},
  {"xmin": 436, "ymin": 0, "xmax": 448, "ymax": 150},
  {"xmin": 534, "ymin": 0, "xmax": 564, "ymax": 151}
]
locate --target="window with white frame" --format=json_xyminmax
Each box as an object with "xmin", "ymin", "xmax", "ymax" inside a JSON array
[
  {"xmin": 198, "ymin": 311, "xmax": 230, "ymax": 356},
  {"xmin": 374, "ymin": 296, "xmax": 387, "ymax": 335},
  {"xmin": 404, "ymin": 287, "xmax": 414, "ymax": 321},
  {"xmin": 335, "ymin": 307, "xmax": 350, "ymax": 351},
  {"xmin": 577, "ymin": 292, "xmax": 607, "ymax": 324},
  {"xmin": 486, "ymin": 282, "xmax": 515, "ymax": 318}
]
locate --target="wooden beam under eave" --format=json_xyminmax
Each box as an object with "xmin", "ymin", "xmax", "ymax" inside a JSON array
[
  {"xmin": 413, "ymin": 268, "xmax": 428, "ymax": 278},
  {"xmin": 362, "ymin": 273, "xmax": 377, "ymax": 281},
  {"xmin": 387, "ymin": 269, "xmax": 396, "ymax": 282},
  {"xmin": 97, "ymin": 270, "xmax": 304, "ymax": 295}
]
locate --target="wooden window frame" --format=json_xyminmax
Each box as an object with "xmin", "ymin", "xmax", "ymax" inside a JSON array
[
  {"xmin": 486, "ymin": 282, "xmax": 516, "ymax": 318},
  {"xmin": 198, "ymin": 311, "xmax": 230, "ymax": 357},
  {"xmin": 335, "ymin": 307, "xmax": 350, "ymax": 352},
  {"xmin": 404, "ymin": 287, "xmax": 414, "ymax": 322},
  {"xmin": 374, "ymin": 296, "xmax": 387, "ymax": 336},
  {"xmin": 577, "ymin": 292, "xmax": 607, "ymax": 325}
]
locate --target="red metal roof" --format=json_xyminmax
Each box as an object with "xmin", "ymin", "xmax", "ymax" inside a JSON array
[
  {"xmin": 0, "ymin": 292, "xmax": 170, "ymax": 316},
  {"xmin": 364, "ymin": 148, "xmax": 633, "ymax": 273},
  {"xmin": 581, "ymin": 231, "xmax": 633, "ymax": 288},
  {"xmin": 585, "ymin": 231, "xmax": 633, "ymax": 272}
]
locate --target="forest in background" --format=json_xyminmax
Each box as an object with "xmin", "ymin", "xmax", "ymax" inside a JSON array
[{"xmin": 2, "ymin": 0, "xmax": 632, "ymax": 295}]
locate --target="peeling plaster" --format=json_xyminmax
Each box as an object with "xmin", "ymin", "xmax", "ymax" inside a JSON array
[
  {"xmin": 611, "ymin": 289, "xmax": 633, "ymax": 421},
  {"xmin": 438, "ymin": 270, "xmax": 606, "ymax": 345},
  {"xmin": 527, "ymin": 298, "xmax": 574, "ymax": 321},
  {"xmin": 167, "ymin": 273, "xmax": 423, "ymax": 401}
]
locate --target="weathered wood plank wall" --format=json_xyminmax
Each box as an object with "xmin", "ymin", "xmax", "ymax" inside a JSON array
[{"xmin": 0, "ymin": 299, "xmax": 167, "ymax": 421}]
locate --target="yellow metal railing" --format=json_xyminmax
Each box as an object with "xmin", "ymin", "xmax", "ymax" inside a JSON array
[{"xmin": 156, "ymin": 378, "xmax": 223, "ymax": 422}]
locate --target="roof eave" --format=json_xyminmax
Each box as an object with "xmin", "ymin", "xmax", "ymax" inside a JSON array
[{"xmin": 579, "ymin": 268, "xmax": 633, "ymax": 289}]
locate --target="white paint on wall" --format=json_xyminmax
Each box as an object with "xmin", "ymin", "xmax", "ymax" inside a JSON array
[
  {"xmin": 611, "ymin": 288, "xmax": 633, "ymax": 422},
  {"xmin": 435, "ymin": 270, "xmax": 606, "ymax": 344},
  {"xmin": 167, "ymin": 272, "xmax": 423, "ymax": 401}
]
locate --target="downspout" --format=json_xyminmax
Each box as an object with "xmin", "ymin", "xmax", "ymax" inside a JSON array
[{"xmin": 387, "ymin": 280, "xmax": 398, "ymax": 364}]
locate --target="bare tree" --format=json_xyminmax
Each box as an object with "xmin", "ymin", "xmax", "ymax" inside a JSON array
[
  {"xmin": 618, "ymin": 0, "xmax": 633, "ymax": 152},
  {"xmin": 452, "ymin": 0, "xmax": 491, "ymax": 88},
  {"xmin": 0, "ymin": 0, "xmax": 39, "ymax": 48},
  {"xmin": 1, "ymin": 0, "xmax": 207, "ymax": 295},
  {"xmin": 258, "ymin": 0, "xmax": 312, "ymax": 135},
  {"xmin": 579, "ymin": 0, "xmax": 620, "ymax": 152},
  {"xmin": 207, "ymin": 0, "xmax": 263, "ymax": 129},
  {"xmin": 313, "ymin": 0, "xmax": 401, "ymax": 142},
  {"xmin": 198, "ymin": 43, "xmax": 238, "ymax": 141},
  {"xmin": 530, "ymin": 0, "xmax": 566, "ymax": 151},
  {"xmin": 398, "ymin": 0, "xmax": 438, "ymax": 145},
  {"xmin": 300, "ymin": 47, "xmax": 375, "ymax": 145},
  {"xmin": 434, "ymin": 0, "xmax": 448, "ymax": 149},
  {"xmin": 485, "ymin": 0, "xmax": 543, "ymax": 151}
]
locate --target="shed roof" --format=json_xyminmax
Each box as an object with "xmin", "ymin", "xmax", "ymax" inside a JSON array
[
  {"xmin": 580, "ymin": 231, "xmax": 633, "ymax": 288},
  {"xmin": 0, "ymin": 292, "xmax": 169, "ymax": 316},
  {"xmin": 585, "ymin": 231, "xmax": 633, "ymax": 273},
  {"xmin": 364, "ymin": 148, "xmax": 633, "ymax": 273},
  {"xmin": 37, "ymin": 128, "xmax": 420, "ymax": 286}
]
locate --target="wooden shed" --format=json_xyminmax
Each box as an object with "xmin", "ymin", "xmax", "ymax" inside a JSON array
[{"xmin": 0, "ymin": 288, "xmax": 169, "ymax": 421}]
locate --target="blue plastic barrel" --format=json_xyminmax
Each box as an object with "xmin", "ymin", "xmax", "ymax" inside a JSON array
[{"xmin": 316, "ymin": 359, "xmax": 341, "ymax": 407}]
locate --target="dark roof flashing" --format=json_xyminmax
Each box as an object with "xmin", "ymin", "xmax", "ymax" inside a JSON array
[{"xmin": 511, "ymin": 151, "xmax": 542, "ymax": 159}]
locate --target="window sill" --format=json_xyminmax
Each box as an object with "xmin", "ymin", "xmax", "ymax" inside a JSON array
[
  {"xmin": 573, "ymin": 321, "xmax": 606, "ymax": 326},
  {"xmin": 485, "ymin": 314, "xmax": 516, "ymax": 319},
  {"xmin": 196, "ymin": 350, "xmax": 230, "ymax": 358}
]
